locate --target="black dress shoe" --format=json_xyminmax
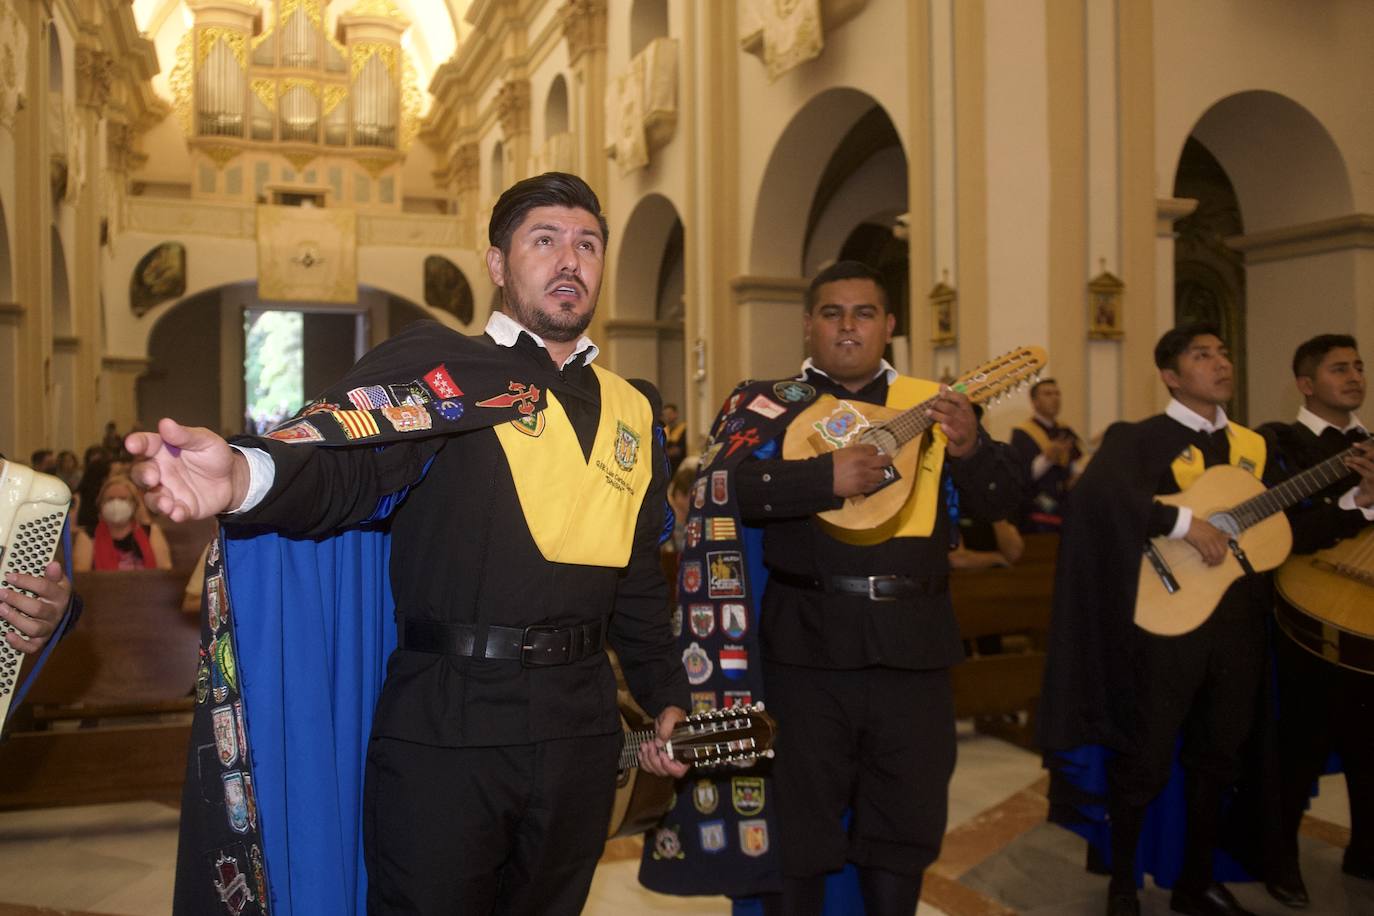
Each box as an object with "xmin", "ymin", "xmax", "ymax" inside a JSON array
[
  {"xmin": 1107, "ymin": 890, "xmax": 1141, "ymax": 916},
  {"xmin": 1265, "ymin": 857, "xmax": 1310, "ymax": 908},
  {"xmin": 1170, "ymin": 881, "xmax": 1256, "ymax": 916}
]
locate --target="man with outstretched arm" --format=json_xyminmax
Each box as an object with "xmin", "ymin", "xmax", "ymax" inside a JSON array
[{"xmin": 131, "ymin": 172, "xmax": 689, "ymax": 916}]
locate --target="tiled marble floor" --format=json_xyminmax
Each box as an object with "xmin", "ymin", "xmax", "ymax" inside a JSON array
[{"xmin": 0, "ymin": 728, "xmax": 1356, "ymax": 915}]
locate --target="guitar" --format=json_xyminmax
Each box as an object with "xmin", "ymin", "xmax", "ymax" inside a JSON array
[
  {"xmin": 1134, "ymin": 439, "xmax": 1368, "ymax": 636},
  {"xmin": 1275, "ymin": 526, "xmax": 1374, "ymax": 674},
  {"xmin": 606, "ymin": 702, "xmax": 778, "ymax": 839},
  {"xmin": 781, "ymin": 346, "xmax": 1046, "ymax": 541}
]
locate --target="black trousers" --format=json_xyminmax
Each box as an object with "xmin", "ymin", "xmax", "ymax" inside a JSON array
[
  {"xmin": 762, "ymin": 661, "xmax": 956, "ymax": 879},
  {"xmin": 1109, "ymin": 600, "xmax": 1267, "ymax": 807},
  {"xmin": 363, "ymin": 731, "xmax": 621, "ymax": 915},
  {"xmin": 1273, "ymin": 628, "xmax": 1374, "ymax": 867}
]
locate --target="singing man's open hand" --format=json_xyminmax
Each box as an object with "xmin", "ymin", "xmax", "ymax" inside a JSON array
[{"xmin": 126, "ymin": 418, "xmax": 249, "ymax": 522}]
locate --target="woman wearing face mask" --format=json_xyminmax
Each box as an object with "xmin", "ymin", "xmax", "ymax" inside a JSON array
[{"xmin": 72, "ymin": 475, "xmax": 173, "ymax": 571}]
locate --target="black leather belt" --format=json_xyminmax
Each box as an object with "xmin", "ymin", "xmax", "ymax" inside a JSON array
[
  {"xmin": 766, "ymin": 569, "xmax": 946, "ymax": 601},
  {"xmin": 398, "ymin": 617, "xmax": 605, "ymax": 667}
]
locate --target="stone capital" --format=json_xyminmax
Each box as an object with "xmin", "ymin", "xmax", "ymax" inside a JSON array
[
  {"xmin": 559, "ymin": 0, "xmax": 607, "ymax": 63},
  {"xmin": 76, "ymin": 44, "xmax": 115, "ymax": 112},
  {"xmin": 452, "ymin": 142, "xmax": 480, "ymax": 193},
  {"xmin": 494, "ymin": 79, "xmax": 530, "ymax": 136}
]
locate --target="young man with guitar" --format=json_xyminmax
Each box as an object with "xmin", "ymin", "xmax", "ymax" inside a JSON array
[
  {"xmin": 641, "ymin": 260, "xmax": 1023, "ymax": 915},
  {"xmin": 1259, "ymin": 334, "xmax": 1374, "ymax": 908},
  {"xmin": 1040, "ymin": 323, "xmax": 1280, "ymax": 916}
]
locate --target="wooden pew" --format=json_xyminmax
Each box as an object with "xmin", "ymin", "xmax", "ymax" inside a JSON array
[
  {"xmin": 0, "ymin": 569, "xmax": 200, "ymax": 809},
  {"xmin": 948, "ymin": 533, "xmax": 1059, "ymax": 749}
]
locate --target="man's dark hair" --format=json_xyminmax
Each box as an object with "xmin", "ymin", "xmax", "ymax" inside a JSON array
[
  {"xmin": 1153, "ymin": 322, "xmax": 1224, "ymax": 372},
  {"xmin": 1030, "ymin": 378, "xmax": 1058, "ymax": 397},
  {"xmin": 1292, "ymin": 333, "xmax": 1358, "ymax": 379},
  {"xmin": 804, "ymin": 260, "xmax": 888, "ymax": 314},
  {"xmin": 488, "ymin": 172, "xmax": 609, "ymax": 254}
]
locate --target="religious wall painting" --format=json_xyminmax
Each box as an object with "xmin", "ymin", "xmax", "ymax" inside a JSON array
[
  {"xmin": 423, "ymin": 255, "xmax": 474, "ymax": 324},
  {"xmin": 928, "ymin": 278, "xmax": 956, "ymax": 346},
  {"xmin": 1088, "ymin": 262, "xmax": 1124, "ymax": 340},
  {"xmin": 130, "ymin": 242, "xmax": 188, "ymax": 316}
]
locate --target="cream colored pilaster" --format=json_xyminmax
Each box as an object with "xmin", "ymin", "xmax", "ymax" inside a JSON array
[
  {"xmin": 1044, "ymin": 1, "xmax": 1088, "ymax": 437},
  {"xmin": 7, "ymin": 2, "xmax": 54, "ymax": 457},
  {"xmin": 908, "ymin": 0, "xmax": 935, "ymax": 377},
  {"xmin": 687, "ymin": 4, "xmax": 740, "ymax": 422},
  {"xmin": 559, "ymin": 0, "xmax": 608, "ymax": 339},
  {"xmin": 951, "ymin": 0, "xmax": 987, "ymax": 380},
  {"xmin": 65, "ymin": 38, "xmax": 112, "ymax": 450},
  {"xmin": 730, "ymin": 276, "xmax": 808, "ymax": 383},
  {"xmin": 1118, "ymin": 0, "xmax": 1158, "ymax": 419}
]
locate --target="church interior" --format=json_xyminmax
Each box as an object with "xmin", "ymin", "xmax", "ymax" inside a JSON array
[{"xmin": 0, "ymin": 0, "xmax": 1371, "ymax": 913}]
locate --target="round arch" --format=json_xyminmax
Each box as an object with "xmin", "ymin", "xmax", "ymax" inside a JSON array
[
  {"xmin": 1184, "ymin": 90, "xmax": 1353, "ymax": 233},
  {"xmin": 1173, "ymin": 90, "xmax": 1357, "ymax": 424},
  {"xmin": 615, "ymin": 193, "xmax": 682, "ymax": 322},
  {"xmin": 748, "ymin": 87, "xmax": 902, "ymax": 277},
  {"xmin": 545, "ymin": 74, "xmax": 569, "ymax": 138}
]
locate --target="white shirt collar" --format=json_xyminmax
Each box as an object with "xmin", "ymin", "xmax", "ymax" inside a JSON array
[
  {"xmin": 1296, "ymin": 405, "xmax": 1366, "ymax": 437},
  {"xmin": 1032, "ymin": 412, "xmax": 1057, "ymax": 428},
  {"xmin": 484, "ymin": 311, "xmax": 598, "ymax": 369},
  {"xmin": 801, "ymin": 357, "xmax": 898, "ymax": 387},
  {"xmin": 1166, "ymin": 397, "xmax": 1229, "ymax": 434}
]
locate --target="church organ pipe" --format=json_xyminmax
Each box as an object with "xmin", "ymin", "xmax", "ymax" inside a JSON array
[
  {"xmin": 281, "ymin": 5, "xmax": 319, "ymax": 69},
  {"xmin": 196, "ymin": 33, "xmax": 247, "ymax": 138},
  {"xmin": 352, "ymin": 52, "xmax": 397, "ymax": 148}
]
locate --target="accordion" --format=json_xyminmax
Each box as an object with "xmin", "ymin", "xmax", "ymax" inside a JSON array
[{"xmin": 0, "ymin": 461, "xmax": 72, "ymax": 730}]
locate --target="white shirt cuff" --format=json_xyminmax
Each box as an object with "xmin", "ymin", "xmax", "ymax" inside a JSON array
[
  {"xmin": 227, "ymin": 445, "xmax": 276, "ymax": 514},
  {"xmin": 1338, "ymin": 486, "xmax": 1374, "ymax": 520},
  {"xmin": 1167, "ymin": 506, "xmax": 1193, "ymax": 540},
  {"xmin": 1030, "ymin": 454, "xmax": 1052, "ymax": 480}
]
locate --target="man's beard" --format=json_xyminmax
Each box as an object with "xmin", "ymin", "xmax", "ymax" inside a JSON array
[{"xmin": 502, "ymin": 271, "xmax": 595, "ymax": 342}]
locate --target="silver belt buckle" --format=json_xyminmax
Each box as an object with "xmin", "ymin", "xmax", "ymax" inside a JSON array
[{"xmin": 867, "ymin": 575, "xmax": 901, "ymax": 601}]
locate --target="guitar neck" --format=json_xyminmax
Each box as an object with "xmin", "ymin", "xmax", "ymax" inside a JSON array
[
  {"xmin": 1232, "ymin": 443, "xmax": 1363, "ymax": 530},
  {"xmin": 619, "ymin": 726, "xmax": 657, "ymax": 770}
]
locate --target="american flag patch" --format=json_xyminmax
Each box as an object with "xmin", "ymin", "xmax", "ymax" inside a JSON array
[
  {"xmin": 332, "ymin": 409, "xmax": 381, "ymax": 440},
  {"xmin": 347, "ymin": 385, "xmax": 391, "ymax": 410}
]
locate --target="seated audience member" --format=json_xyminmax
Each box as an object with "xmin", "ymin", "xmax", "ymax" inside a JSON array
[
  {"xmin": 56, "ymin": 450, "xmax": 81, "ymax": 492},
  {"xmin": 73, "ymin": 454, "xmax": 111, "ymax": 533},
  {"xmin": 949, "ymin": 517, "xmax": 1024, "ymax": 570},
  {"xmin": 30, "ymin": 449, "xmax": 57, "ymax": 476},
  {"xmin": 72, "ymin": 475, "xmax": 173, "ymax": 571}
]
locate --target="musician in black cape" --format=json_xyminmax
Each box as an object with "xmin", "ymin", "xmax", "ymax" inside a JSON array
[
  {"xmin": 127, "ymin": 173, "xmax": 690, "ymax": 916},
  {"xmin": 1039, "ymin": 324, "xmax": 1281, "ymax": 916},
  {"xmin": 1257, "ymin": 333, "xmax": 1374, "ymax": 909}
]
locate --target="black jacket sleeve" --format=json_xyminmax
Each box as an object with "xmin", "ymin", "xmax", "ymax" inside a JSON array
[
  {"xmin": 225, "ymin": 436, "xmax": 445, "ymax": 537},
  {"xmin": 606, "ymin": 380, "xmax": 691, "ymax": 719},
  {"xmin": 735, "ymin": 451, "xmax": 841, "ymax": 522}
]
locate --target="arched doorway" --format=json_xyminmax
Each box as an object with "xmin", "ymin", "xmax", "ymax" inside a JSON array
[
  {"xmin": 747, "ymin": 88, "xmax": 909, "ymax": 375},
  {"xmin": 614, "ymin": 193, "xmax": 686, "ymax": 418},
  {"xmin": 1173, "ymin": 90, "xmax": 1356, "ymax": 422}
]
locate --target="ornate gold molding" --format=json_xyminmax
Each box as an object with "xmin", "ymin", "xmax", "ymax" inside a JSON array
[
  {"xmin": 76, "ymin": 45, "xmax": 115, "ymax": 111},
  {"xmin": 452, "ymin": 142, "xmax": 480, "ymax": 193},
  {"xmin": 495, "ymin": 79, "xmax": 531, "ymax": 136},
  {"xmin": 126, "ymin": 198, "xmax": 257, "ymax": 238},
  {"xmin": 560, "ymin": 0, "xmax": 607, "ymax": 64},
  {"xmin": 358, "ymin": 212, "xmax": 463, "ymax": 248}
]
